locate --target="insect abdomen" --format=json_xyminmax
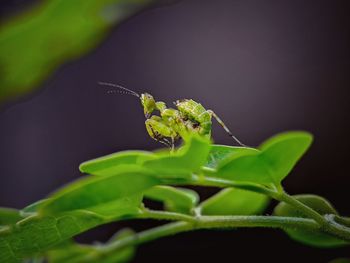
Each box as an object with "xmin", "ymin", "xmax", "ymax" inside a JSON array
[{"xmin": 175, "ymin": 99, "xmax": 212, "ymax": 136}]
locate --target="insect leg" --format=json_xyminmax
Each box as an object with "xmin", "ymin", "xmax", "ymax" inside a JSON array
[
  {"xmin": 207, "ymin": 110, "xmax": 247, "ymax": 147},
  {"xmin": 148, "ymin": 124, "xmax": 171, "ymax": 148},
  {"xmin": 145, "ymin": 119, "xmax": 172, "ymax": 148},
  {"xmin": 161, "ymin": 137, "xmax": 172, "ymax": 148},
  {"xmin": 171, "ymin": 137, "xmax": 175, "ymax": 151}
]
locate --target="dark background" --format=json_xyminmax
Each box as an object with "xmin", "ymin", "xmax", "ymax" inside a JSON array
[{"xmin": 1, "ymin": 0, "xmax": 350, "ymax": 262}]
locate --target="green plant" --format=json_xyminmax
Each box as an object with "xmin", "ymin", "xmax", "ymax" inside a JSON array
[
  {"xmin": 0, "ymin": 131, "xmax": 349, "ymax": 262},
  {"xmin": 0, "ymin": 0, "xmax": 154, "ymax": 103}
]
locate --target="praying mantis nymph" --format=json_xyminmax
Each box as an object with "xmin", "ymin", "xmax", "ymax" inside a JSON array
[{"xmin": 99, "ymin": 82, "xmax": 247, "ymax": 149}]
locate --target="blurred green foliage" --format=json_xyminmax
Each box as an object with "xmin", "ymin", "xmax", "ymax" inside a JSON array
[{"xmin": 0, "ymin": 0, "xmax": 153, "ymax": 103}]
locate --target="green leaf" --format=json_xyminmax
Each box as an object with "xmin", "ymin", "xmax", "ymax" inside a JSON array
[
  {"xmin": 0, "ymin": 196, "xmax": 141, "ymax": 263},
  {"xmin": 40, "ymin": 165, "xmax": 160, "ymax": 214},
  {"xmin": 81, "ymin": 195, "xmax": 143, "ymax": 220},
  {"xmin": 0, "ymin": 0, "xmax": 154, "ymax": 103},
  {"xmin": 205, "ymin": 145, "xmax": 258, "ymax": 169},
  {"xmin": 143, "ymin": 135, "xmax": 211, "ymax": 180},
  {"xmin": 79, "ymin": 150, "xmax": 156, "ymax": 176},
  {"xmin": 200, "ymin": 188, "xmax": 269, "ymax": 216},
  {"xmin": 259, "ymin": 131, "xmax": 313, "ymax": 183},
  {"xmin": 274, "ymin": 194, "xmax": 348, "ymax": 247},
  {"xmin": 80, "ymin": 135, "xmax": 211, "ymax": 182},
  {"xmin": 0, "ymin": 212, "xmax": 101, "ymax": 263},
  {"xmin": 20, "ymin": 199, "xmax": 49, "ymax": 217},
  {"xmin": 144, "ymin": 186, "xmax": 199, "ymax": 214},
  {"xmin": 214, "ymin": 131, "xmax": 313, "ymax": 185},
  {"xmin": 215, "ymin": 151, "xmax": 270, "ymax": 183},
  {"xmin": 0, "ymin": 207, "xmax": 24, "ymax": 226}
]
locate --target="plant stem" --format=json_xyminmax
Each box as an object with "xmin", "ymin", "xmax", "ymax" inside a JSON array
[
  {"xmin": 188, "ymin": 175, "xmax": 350, "ymax": 241},
  {"xmin": 94, "ymin": 215, "xmax": 320, "ymax": 260},
  {"xmin": 139, "ymin": 208, "xmax": 196, "ymax": 223},
  {"xmin": 188, "ymin": 175, "xmax": 278, "ymax": 198},
  {"xmin": 99, "ymin": 221, "xmax": 191, "ymax": 254},
  {"xmin": 277, "ymin": 191, "xmax": 350, "ymax": 241},
  {"xmin": 196, "ymin": 215, "xmax": 319, "ymax": 230},
  {"xmin": 278, "ymin": 191, "xmax": 327, "ymax": 225}
]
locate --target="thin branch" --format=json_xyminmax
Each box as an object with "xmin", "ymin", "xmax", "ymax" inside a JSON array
[{"xmin": 91, "ymin": 215, "xmax": 320, "ymax": 261}]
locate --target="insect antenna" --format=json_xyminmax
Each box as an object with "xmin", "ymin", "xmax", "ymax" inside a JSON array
[{"xmin": 98, "ymin": 82, "xmax": 140, "ymax": 98}]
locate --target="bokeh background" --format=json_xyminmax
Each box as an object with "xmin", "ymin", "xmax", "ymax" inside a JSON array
[{"xmin": 1, "ymin": 0, "xmax": 350, "ymax": 262}]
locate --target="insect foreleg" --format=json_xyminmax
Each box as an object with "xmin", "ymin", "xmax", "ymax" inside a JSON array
[
  {"xmin": 170, "ymin": 136, "xmax": 175, "ymax": 151},
  {"xmin": 145, "ymin": 117, "xmax": 176, "ymax": 148},
  {"xmin": 146, "ymin": 122, "xmax": 171, "ymax": 147},
  {"xmin": 207, "ymin": 110, "xmax": 247, "ymax": 147}
]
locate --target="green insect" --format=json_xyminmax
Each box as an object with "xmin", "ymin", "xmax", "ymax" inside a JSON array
[{"xmin": 100, "ymin": 82, "xmax": 246, "ymax": 149}]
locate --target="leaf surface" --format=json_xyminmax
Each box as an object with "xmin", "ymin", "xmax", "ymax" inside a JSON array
[
  {"xmin": 259, "ymin": 131, "xmax": 313, "ymax": 183},
  {"xmin": 214, "ymin": 131, "xmax": 313, "ymax": 185},
  {"xmin": 0, "ymin": 196, "xmax": 141, "ymax": 262},
  {"xmin": 144, "ymin": 186, "xmax": 199, "ymax": 214},
  {"xmin": 0, "ymin": 208, "xmax": 23, "ymax": 226},
  {"xmin": 79, "ymin": 150, "xmax": 155, "ymax": 176},
  {"xmin": 40, "ymin": 166, "xmax": 159, "ymax": 214},
  {"xmin": 200, "ymin": 188, "xmax": 269, "ymax": 216},
  {"xmin": 143, "ymin": 135, "xmax": 211, "ymax": 180},
  {"xmin": 205, "ymin": 145, "xmax": 258, "ymax": 169}
]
